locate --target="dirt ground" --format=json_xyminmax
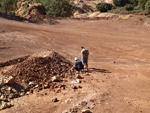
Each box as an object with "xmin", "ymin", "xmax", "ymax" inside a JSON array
[{"xmin": 0, "ymin": 14, "xmax": 150, "ymax": 113}]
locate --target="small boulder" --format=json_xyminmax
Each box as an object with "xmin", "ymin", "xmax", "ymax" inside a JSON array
[
  {"xmin": 20, "ymin": 92, "xmax": 25, "ymax": 96},
  {"xmin": 12, "ymin": 88, "xmax": 17, "ymax": 93},
  {"xmin": 52, "ymin": 97, "xmax": 58, "ymax": 102},
  {"xmin": 4, "ymin": 76, "xmax": 15, "ymax": 84},
  {"xmin": 26, "ymin": 92, "xmax": 30, "ymax": 95},
  {"xmin": 7, "ymin": 87, "xmax": 12, "ymax": 91},
  {"xmin": 8, "ymin": 94, "xmax": 14, "ymax": 99},
  {"xmin": 0, "ymin": 101, "xmax": 11, "ymax": 110},
  {"xmin": 52, "ymin": 76, "xmax": 60, "ymax": 82},
  {"xmin": 72, "ymin": 85, "xmax": 78, "ymax": 89},
  {"xmin": 29, "ymin": 81, "xmax": 37, "ymax": 86},
  {"xmin": 0, "ymin": 95, "xmax": 5, "ymax": 101}
]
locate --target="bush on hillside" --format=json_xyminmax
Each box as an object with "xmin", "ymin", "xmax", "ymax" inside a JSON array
[
  {"xmin": 0, "ymin": 0, "xmax": 13, "ymax": 13},
  {"xmin": 125, "ymin": 4, "xmax": 134, "ymax": 11},
  {"xmin": 96, "ymin": 2, "xmax": 113, "ymax": 12},
  {"xmin": 41, "ymin": 0, "xmax": 76, "ymax": 17},
  {"xmin": 145, "ymin": 0, "xmax": 150, "ymax": 14},
  {"xmin": 113, "ymin": 0, "xmax": 128, "ymax": 6},
  {"xmin": 0, "ymin": 0, "xmax": 20, "ymax": 14},
  {"xmin": 138, "ymin": 0, "xmax": 148, "ymax": 10}
]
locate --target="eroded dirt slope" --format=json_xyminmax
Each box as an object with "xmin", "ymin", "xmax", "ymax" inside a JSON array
[{"xmin": 0, "ymin": 15, "xmax": 150, "ymax": 113}]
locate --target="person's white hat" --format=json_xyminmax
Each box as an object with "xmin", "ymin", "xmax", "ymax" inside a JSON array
[{"xmin": 75, "ymin": 57, "xmax": 78, "ymax": 61}]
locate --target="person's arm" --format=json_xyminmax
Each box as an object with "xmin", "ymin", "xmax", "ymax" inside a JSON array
[
  {"xmin": 71, "ymin": 62, "xmax": 76, "ymax": 70},
  {"xmin": 82, "ymin": 53, "xmax": 88, "ymax": 58}
]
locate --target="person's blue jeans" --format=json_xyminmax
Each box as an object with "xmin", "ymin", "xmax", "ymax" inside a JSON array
[
  {"xmin": 82, "ymin": 57, "xmax": 88, "ymax": 64},
  {"xmin": 74, "ymin": 66, "xmax": 81, "ymax": 71}
]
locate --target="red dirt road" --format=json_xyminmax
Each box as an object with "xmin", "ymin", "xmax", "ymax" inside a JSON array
[{"xmin": 0, "ymin": 15, "xmax": 150, "ymax": 113}]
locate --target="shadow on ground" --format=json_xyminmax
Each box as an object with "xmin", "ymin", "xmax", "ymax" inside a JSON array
[
  {"xmin": 0, "ymin": 12, "xmax": 58, "ymax": 24},
  {"xmin": 89, "ymin": 68, "xmax": 111, "ymax": 73},
  {"xmin": 0, "ymin": 12, "xmax": 32, "ymax": 22}
]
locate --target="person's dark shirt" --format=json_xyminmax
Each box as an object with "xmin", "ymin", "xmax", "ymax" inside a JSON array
[{"xmin": 75, "ymin": 60, "xmax": 83, "ymax": 69}]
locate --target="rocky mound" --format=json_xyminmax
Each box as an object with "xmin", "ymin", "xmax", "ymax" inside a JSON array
[
  {"xmin": 15, "ymin": 0, "xmax": 46, "ymax": 17},
  {"xmin": 3, "ymin": 51, "xmax": 73, "ymax": 88},
  {"xmin": 0, "ymin": 51, "xmax": 75, "ymax": 109}
]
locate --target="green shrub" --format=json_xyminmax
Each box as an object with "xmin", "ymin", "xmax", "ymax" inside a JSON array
[
  {"xmin": 125, "ymin": 4, "xmax": 134, "ymax": 10},
  {"xmin": 0, "ymin": 0, "xmax": 13, "ymax": 13},
  {"xmin": 0, "ymin": 0, "xmax": 20, "ymax": 14},
  {"xmin": 96, "ymin": 2, "xmax": 113, "ymax": 12},
  {"xmin": 113, "ymin": 0, "xmax": 128, "ymax": 6},
  {"xmin": 127, "ymin": 0, "xmax": 139, "ymax": 6},
  {"xmin": 41, "ymin": 0, "xmax": 76, "ymax": 17},
  {"xmin": 145, "ymin": 0, "xmax": 150, "ymax": 14},
  {"xmin": 138, "ymin": 0, "xmax": 148, "ymax": 10}
]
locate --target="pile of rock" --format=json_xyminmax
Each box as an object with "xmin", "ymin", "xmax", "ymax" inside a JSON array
[
  {"xmin": 0, "ymin": 85, "xmax": 20, "ymax": 101},
  {"xmin": 0, "ymin": 76, "xmax": 15, "ymax": 110},
  {"xmin": 0, "ymin": 55, "xmax": 29, "ymax": 68},
  {"xmin": 3, "ymin": 51, "xmax": 73, "ymax": 90},
  {"xmin": 0, "ymin": 51, "xmax": 75, "ymax": 109}
]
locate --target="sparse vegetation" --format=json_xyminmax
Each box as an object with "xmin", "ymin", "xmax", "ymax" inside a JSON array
[
  {"xmin": 138, "ymin": 0, "xmax": 148, "ymax": 10},
  {"xmin": 108, "ymin": 6, "xmax": 143, "ymax": 14}
]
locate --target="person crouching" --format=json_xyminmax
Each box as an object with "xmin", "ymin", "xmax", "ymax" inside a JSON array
[{"xmin": 72, "ymin": 57, "xmax": 84, "ymax": 73}]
